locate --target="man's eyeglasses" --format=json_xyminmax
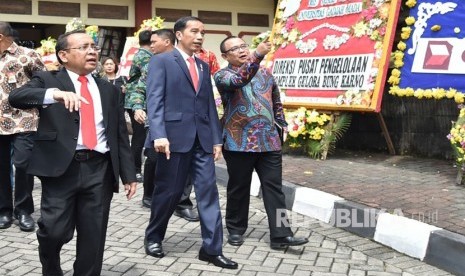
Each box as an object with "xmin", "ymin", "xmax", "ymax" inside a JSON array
[
  {"xmin": 63, "ymin": 44, "xmax": 101, "ymax": 52},
  {"xmin": 223, "ymin": 44, "xmax": 249, "ymax": 54}
]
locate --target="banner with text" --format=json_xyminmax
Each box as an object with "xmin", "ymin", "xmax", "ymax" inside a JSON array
[
  {"xmin": 390, "ymin": 0, "xmax": 465, "ymax": 99},
  {"xmin": 270, "ymin": 0, "xmax": 401, "ymax": 112}
]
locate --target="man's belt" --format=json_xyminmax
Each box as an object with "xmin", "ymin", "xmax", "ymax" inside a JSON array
[{"xmin": 74, "ymin": 150, "xmax": 109, "ymax": 162}]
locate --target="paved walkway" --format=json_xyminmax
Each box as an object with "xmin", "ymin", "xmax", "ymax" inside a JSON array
[
  {"xmin": 275, "ymin": 150, "xmax": 464, "ymax": 236},
  {"xmin": 0, "ymin": 168, "xmax": 453, "ymax": 276}
]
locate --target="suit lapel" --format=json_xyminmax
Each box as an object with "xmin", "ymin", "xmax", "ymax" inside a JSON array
[
  {"xmin": 173, "ymin": 49, "xmax": 200, "ymax": 93},
  {"xmin": 56, "ymin": 68, "xmax": 76, "ymax": 92},
  {"xmin": 94, "ymin": 77, "xmax": 109, "ymax": 127}
]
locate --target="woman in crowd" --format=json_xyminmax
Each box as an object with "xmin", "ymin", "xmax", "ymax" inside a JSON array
[{"xmin": 101, "ymin": 56, "xmax": 126, "ymax": 92}]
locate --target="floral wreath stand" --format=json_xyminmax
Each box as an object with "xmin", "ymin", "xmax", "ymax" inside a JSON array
[
  {"xmin": 449, "ymin": 108, "xmax": 465, "ymax": 185},
  {"xmin": 285, "ymin": 109, "xmax": 352, "ymax": 160}
]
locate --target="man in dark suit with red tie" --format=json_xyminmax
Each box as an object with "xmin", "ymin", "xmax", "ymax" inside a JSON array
[
  {"xmin": 9, "ymin": 30, "xmax": 137, "ymax": 276},
  {"xmin": 144, "ymin": 16, "xmax": 237, "ymax": 269}
]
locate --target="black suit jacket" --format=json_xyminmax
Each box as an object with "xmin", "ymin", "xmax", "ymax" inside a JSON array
[{"xmin": 9, "ymin": 68, "xmax": 136, "ymax": 192}]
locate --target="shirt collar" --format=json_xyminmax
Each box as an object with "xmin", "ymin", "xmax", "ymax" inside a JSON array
[{"xmin": 176, "ymin": 46, "xmax": 195, "ymax": 61}]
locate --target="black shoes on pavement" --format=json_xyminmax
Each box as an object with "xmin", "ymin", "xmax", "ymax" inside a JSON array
[
  {"xmin": 270, "ymin": 236, "xmax": 309, "ymax": 250},
  {"xmin": 174, "ymin": 208, "xmax": 200, "ymax": 222},
  {"xmin": 228, "ymin": 233, "xmax": 308, "ymax": 249},
  {"xmin": 0, "ymin": 213, "xmax": 13, "ymax": 229},
  {"xmin": 145, "ymin": 241, "xmax": 165, "ymax": 258},
  {"xmin": 0, "ymin": 213, "xmax": 35, "ymax": 232},
  {"xmin": 227, "ymin": 234, "xmax": 244, "ymax": 246},
  {"xmin": 145, "ymin": 242, "xmax": 238, "ymax": 269},
  {"xmin": 198, "ymin": 247, "xmax": 238, "ymax": 269},
  {"xmin": 15, "ymin": 213, "xmax": 35, "ymax": 232},
  {"xmin": 142, "ymin": 197, "xmax": 151, "ymax": 208}
]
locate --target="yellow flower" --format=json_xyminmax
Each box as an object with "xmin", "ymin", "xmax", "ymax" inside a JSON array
[
  {"xmin": 134, "ymin": 16, "xmax": 164, "ymax": 37},
  {"xmin": 389, "ymin": 86, "xmax": 400, "ymax": 95},
  {"xmin": 288, "ymin": 29, "xmax": 300, "ymax": 43},
  {"xmin": 405, "ymin": 87, "xmax": 415, "ymax": 97},
  {"xmin": 391, "ymin": 69, "xmax": 401, "ymax": 77},
  {"xmin": 433, "ymin": 88, "xmax": 446, "ymax": 99},
  {"xmin": 423, "ymin": 89, "xmax": 433, "ymax": 99},
  {"xmin": 388, "ymin": 75, "xmax": 400, "ymax": 85},
  {"xmin": 446, "ymin": 89, "xmax": 457, "ymax": 99},
  {"xmin": 394, "ymin": 59, "xmax": 404, "ymax": 68},
  {"xmin": 397, "ymin": 41, "xmax": 407, "ymax": 51},
  {"xmin": 414, "ymin": 89, "xmax": 424, "ymax": 99},
  {"xmin": 394, "ymin": 51, "xmax": 404, "ymax": 60},
  {"xmin": 401, "ymin": 27, "xmax": 412, "ymax": 39},
  {"xmin": 455, "ymin": 93, "xmax": 465, "ymax": 103},
  {"xmin": 378, "ymin": 4, "xmax": 390, "ymax": 19},
  {"xmin": 406, "ymin": 0, "xmax": 417, "ymax": 8},
  {"xmin": 405, "ymin": 17, "xmax": 415, "ymax": 25},
  {"xmin": 289, "ymin": 130, "xmax": 299, "ymax": 138},
  {"xmin": 353, "ymin": 21, "xmax": 368, "ymax": 37},
  {"xmin": 431, "ymin": 25, "xmax": 441, "ymax": 32}
]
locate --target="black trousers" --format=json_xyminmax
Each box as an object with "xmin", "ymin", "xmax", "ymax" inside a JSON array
[
  {"xmin": 143, "ymin": 148, "xmax": 156, "ymax": 199},
  {"xmin": 0, "ymin": 132, "xmax": 35, "ymax": 216},
  {"xmin": 223, "ymin": 150, "xmax": 293, "ymax": 239},
  {"xmin": 37, "ymin": 154, "xmax": 113, "ymax": 276},
  {"xmin": 127, "ymin": 109, "xmax": 146, "ymax": 173},
  {"xmin": 143, "ymin": 147, "xmax": 194, "ymax": 209}
]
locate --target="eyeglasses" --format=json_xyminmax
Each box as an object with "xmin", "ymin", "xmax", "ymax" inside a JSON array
[
  {"xmin": 63, "ymin": 44, "xmax": 101, "ymax": 52},
  {"xmin": 223, "ymin": 44, "xmax": 249, "ymax": 54}
]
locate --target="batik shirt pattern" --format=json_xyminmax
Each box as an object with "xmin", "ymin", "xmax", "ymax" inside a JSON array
[
  {"xmin": 214, "ymin": 53, "xmax": 287, "ymax": 152},
  {"xmin": 0, "ymin": 42, "xmax": 45, "ymax": 134},
  {"xmin": 124, "ymin": 47, "xmax": 152, "ymax": 110}
]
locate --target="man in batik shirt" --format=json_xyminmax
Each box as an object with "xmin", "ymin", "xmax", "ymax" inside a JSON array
[
  {"xmin": 0, "ymin": 22, "xmax": 45, "ymax": 231},
  {"xmin": 214, "ymin": 36, "xmax": 308, "ymax": 249}
]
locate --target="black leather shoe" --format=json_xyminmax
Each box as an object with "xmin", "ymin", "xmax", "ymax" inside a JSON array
[
  {"xmin": 198, "ymin": 248, "xmax": 238, "ymax": 269},
  {"xmin": 15, "ymin": 213, "xmax": 35, "ymax": 232},
  {"xmin": 174, "ymin": 208, "xmax": 200, "ymax": 222},
  {"xmin": 145, "ymin": 241, "xmax": 164, "ymax": 258},
  {"xmin": 270, "ymin": 236, "xmax": 309, "ymax": 250},
  {"xmin": 0, "ymin": 214, "xmax": 13, "ymax": 229},
  {"xmin": 142, "ymin": 197, "xmax": 151, "ymax": 208},
  {"xmin": 227, "ymin": 234, "xmax": 244, "ymax": 246}
]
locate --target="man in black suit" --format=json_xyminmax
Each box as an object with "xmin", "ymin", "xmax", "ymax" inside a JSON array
[{"xmin": 9, "ymin": 30, "xmax": 137, "ymax": 276}]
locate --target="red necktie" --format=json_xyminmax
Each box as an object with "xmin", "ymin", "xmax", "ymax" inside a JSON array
[
  {"xmin": 78, "ymin": 76, "xmax": 97, "ymax": 150},
  {"xmin": 188, "ymin": 57, "xmax": 198, "ymax": 91}
]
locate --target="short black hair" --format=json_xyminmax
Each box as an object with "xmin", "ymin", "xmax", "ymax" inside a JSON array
[
  {"xmin": 0, "ymin": 21, "xmax": 14, "ymax": 37},
  {"xmin": 55, "ymin": 30, "xmax": 86, "ymax": 65},
  {"xmin": 174, "ymin": 16, "xmax": 203, "ymax": 35},
  {"xmin": 139, "ymin": 30, "xmax": 152, "ymax": 46},
  {"xmin": 219, "ymin": 36, "xmax": 238, "ymax": 53},
  {"xmin": 152, "ymin": 28, "xmax": 175, "ymax": 45}
]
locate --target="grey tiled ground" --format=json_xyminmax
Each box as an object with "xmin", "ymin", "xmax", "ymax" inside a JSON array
[{"xmin": 0, "ymin": 178, "xmax": 452, "ymax": 276}]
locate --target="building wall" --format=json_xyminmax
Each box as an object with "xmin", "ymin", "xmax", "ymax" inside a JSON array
[
  {"xmin": 152, "ymin": 0, "xmax": 276, "ymax": 64},
  {"xmin": 0, "ymin": 0, "xmax": 135, "ymax": 27}
]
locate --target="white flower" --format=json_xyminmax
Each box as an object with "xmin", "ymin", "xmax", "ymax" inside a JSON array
[
  {"xmin": 369, "ymin": 19, "xmax": 383, "ymax": 29},
  {"xmin": 373, "ymin": 0, "xmax": 386, "ymax": 8}
]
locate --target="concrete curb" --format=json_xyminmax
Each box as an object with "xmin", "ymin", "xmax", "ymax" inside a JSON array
[{"xmin": 215, "ymin": 164, "xmax": 465, "ymax": 276}]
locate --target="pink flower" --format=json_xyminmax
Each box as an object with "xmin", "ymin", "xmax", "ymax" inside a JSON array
[
  {"xmin": 362, "ymin": 6, "xmax": 377, "ymax": 21},
  {"xmin": 285, "ymin": 17, "xmax": 295, "ymax": 31},
  {"xmin": 378, "ymin": 26, "xmax": 386, "ymax": 35}
]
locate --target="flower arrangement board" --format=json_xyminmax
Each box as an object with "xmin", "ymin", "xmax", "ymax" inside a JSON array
[
  {"xmin": 389, "ymin": 0, "xmax": 465, "ymax": 103},
  {"xmin": 118, "ymin": 17, "xmax": 165, "ymax": 77},
  {"xmin": 269, "ymin": 0, "xmax": 401, "ymax": 112},
  {"xmin": 119, "ymin": 37, "xmax": 139, "ymax": 78}
]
